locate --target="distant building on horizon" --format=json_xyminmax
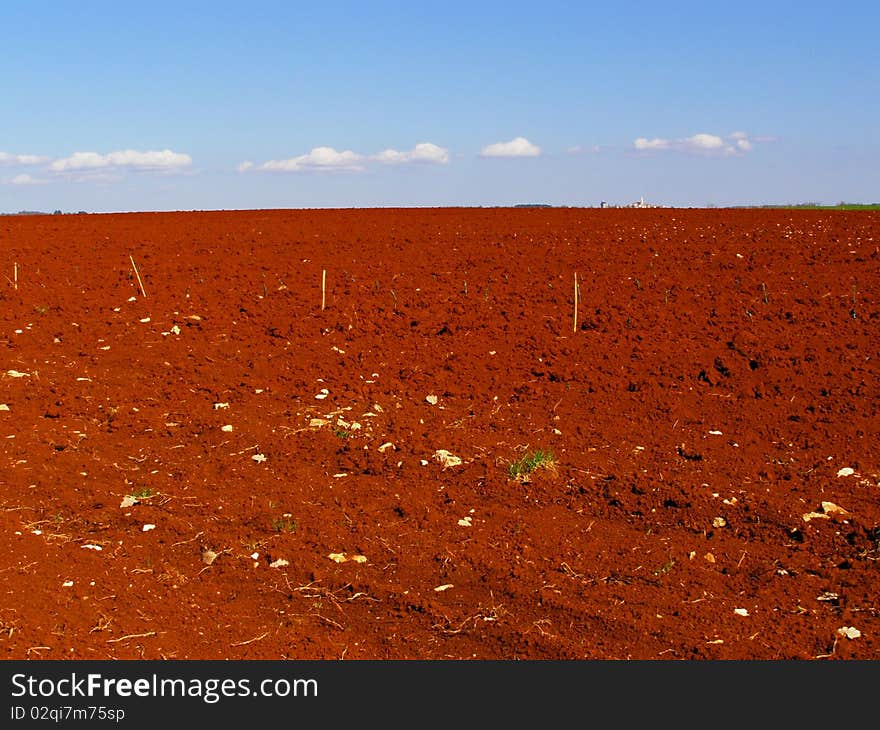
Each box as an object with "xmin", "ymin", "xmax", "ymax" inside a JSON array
[{"xmin": 598, "ymin": 196, "xmax": 658, "ymax": 209}]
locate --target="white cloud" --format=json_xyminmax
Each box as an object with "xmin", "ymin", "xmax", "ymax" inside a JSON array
[
  {"xmin": 373, "ymin": 149, "xmax": 408, "ymax": 164},
  {"xmin": 373, "ymin": 142, "xmax": 449, "ymax": 165},
  {"xmin": 479, "ymin": 136, "xmax": 541, "ymax": 158},
  {"xmin": 7, "ymin": 173, "xmax": 47, "ymax": 185},
  {"xmin": 49, "ymin": 149, "xmax": 192, "ymax": 173},
  {"xmin": 633, "ymin": 131, "xmax": 762, "ymax": 156},
  {"xmin": 256, "ymin": 146, "xmax": 364, "ymax": 173},
  {"xmin": 245, "ymin": 142, "xmax": 450, "ymax": 173},
  {"xmin": 0, "ymin": 152, "xmax": 48, "ymax": 165},
  {"xmin": 684, "ymin": 133, "xmax": 726, "ymax": 151},
  {"xmin": 408, "ymin": 142, "xmax": 449, "ymax": 164},
  {"xmin": 633, "ymin": 137, "xmax": 671, "ymax": 151}
]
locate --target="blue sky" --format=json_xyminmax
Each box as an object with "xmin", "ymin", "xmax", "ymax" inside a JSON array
[{"xmin": 2, "ymin": 0, "xmax": 877, "ymax": 211}]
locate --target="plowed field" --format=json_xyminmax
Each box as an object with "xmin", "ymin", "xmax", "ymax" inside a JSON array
[{"xmin": 1, "ymin": 207, "xmax": 878, "ymax": 659}]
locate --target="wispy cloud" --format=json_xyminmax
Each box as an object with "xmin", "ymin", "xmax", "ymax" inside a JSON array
[
  {"xmin": 243, "ymin": 142, "xmax": 450, "ymax": 173},
  {"xmin": 49, "ymin": 149, "xmax": 192, "ymax": 173},
  {"xmin": 633, "ymin": 137, "xmax": 672, "ymax": 151},
  {"xmin": 248, "ymin": 146, "xmax": 364, "ymax": 173},
  {"xmin": 567, "ymin": 144, "xmax": 602, "ymax": 156},
  {"xmin": 479, "ymin": 136, "xmax": 541, "ymax": 158},
  {"xmin": 5, "ymin": 173, "xmax": 47, "ymax": 185},
  {"xmin": 0, "ymin": 152, "xmax": 48, "ymax": 166},
  {"xmin": 372, "ymin": 142, "xmax": 449, "ymax": 165},
  {"xmin": 632, "ymin": 132, "xmax": 764, "ymax": 156},
  {"xmin": 729, "ymin": 131, "xmax": 753, "ymax": 152}
]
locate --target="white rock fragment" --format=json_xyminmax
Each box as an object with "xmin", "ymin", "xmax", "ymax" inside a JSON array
[
  {"xmin": 420, "ymin": 459, "xmax": 428, "ymax": 466},
  {"xmin": 0, "ymin": 404, "xmax": 9, "ymax": 411},
  {"xmin": 309, "ymin": 418, "xmax": 329, "ymax": 427},
  {"xmin": 315, "ymin": 388, "xmax": 330, "ymax": 400},
  {"xmin": 252, "ymin": 453, "xmax": 267, "ymax": 463},
  {"xmin": 170, "ymin": 325, "xmax": 181, "ymax": 335},
  {"xmin": 327, "ymin": 552, "xmax": 366, "ymax": 564},
  {"xmin": 62, "ymin": 580, "xmax": 74, "ymax": 588},
  {"xmin": 221, "ymin": 424, "xmax": 234, "ymax": 432},
  {"xmin": 119, "ymin": 495, "xmax": 138, "ymax": 509},
  {"xmin": 837, "ymin": 467, "xmax": 855, "ymax": 478},
  {"xmin": 803, "ymin": 502, "xmax": 850, "ymax": 522},
  {"xmin": 142, "ymin": 524, "xmax": 156, "ymax": 532},
  {"xmin": 425, "ymin": 394, "xmax": 439, "ymax": 405},
  {"xmin": 821, "ymin": 501, "xmax": 850, "ymax": 517},
  {"xmin": 378, "ymin": 442, "xmax": 395, "ymax": 453},
  {"xmin": 434, "ymin": 449, "xmax": 462, "ymax": 468},
  {"xmin": 837, "ymin": 626, "xmax": 861, "ymax": 640},
  {"xmin": 128, "ymin": 296, "xmax": 137, "ymax": 302},
  {"xmin": 81, "ymin": 544, "xmax": 103, "ymax": 551},
  {"xmin": 434, "ymin": 584, "xmax": 454, "ymax": 592},
  {"xmin": 734, "ymin": 608, "xmax": 749, "ymax": 616},
  {"xmin": 250, "ymin": 552, "xmax": 260, "ymax": 560},
  {"xmin": 6, "ymin": 370, "xmax": 29, "ymax": 378},
  {"xmin": 269, "ymin": 558, "xmax": 289, "ymax": 568},
  {"xmin": 708, "ymin": 430, "xmax": 723, "ymax": 435},
  {"xmin": 214, "ymin": 402, "xmax": 230, "ymax": 410},
  {"xmin": 458, "ymin": 516, "xmax": 473, "ymax": 527},
  {"xmin": 32, "ymin": 530, "xmax": 42, "ymax": 536},
  {"xmin": 139, "ymin": 317, "xmax": 151, "ymax": 323},
  {"xmin": 713, "ymin": 517, "xmax": 727, "ymax": 528},
  {"xmin": 202, "ymin": 549, "xmax": 218, "ymax": 565}
]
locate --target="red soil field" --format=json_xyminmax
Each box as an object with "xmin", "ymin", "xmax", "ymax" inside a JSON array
[{"xmin": 1, "ymin": 207, "xmax": 878, "ymax": 660}]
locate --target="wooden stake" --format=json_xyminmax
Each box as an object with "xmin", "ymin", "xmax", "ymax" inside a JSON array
[
  {"xmin": 321, "ymin": 269, "xmax": 326, "ymax": 310},
  {"xmin": 573, "ymin": 271, "xmax": 579, "ymax": 332},
  {"xmin": 13, "ymin": 262, "xmax": 18, "ymax": 290},
  {"xmin": 129, "ymin": 255, "xmax": 147, "ymax": 299}
]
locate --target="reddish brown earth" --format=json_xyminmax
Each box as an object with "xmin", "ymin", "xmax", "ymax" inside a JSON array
[{"xmin": 0, "ymin": 207, "xmax": 877, "ymax": 660}]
